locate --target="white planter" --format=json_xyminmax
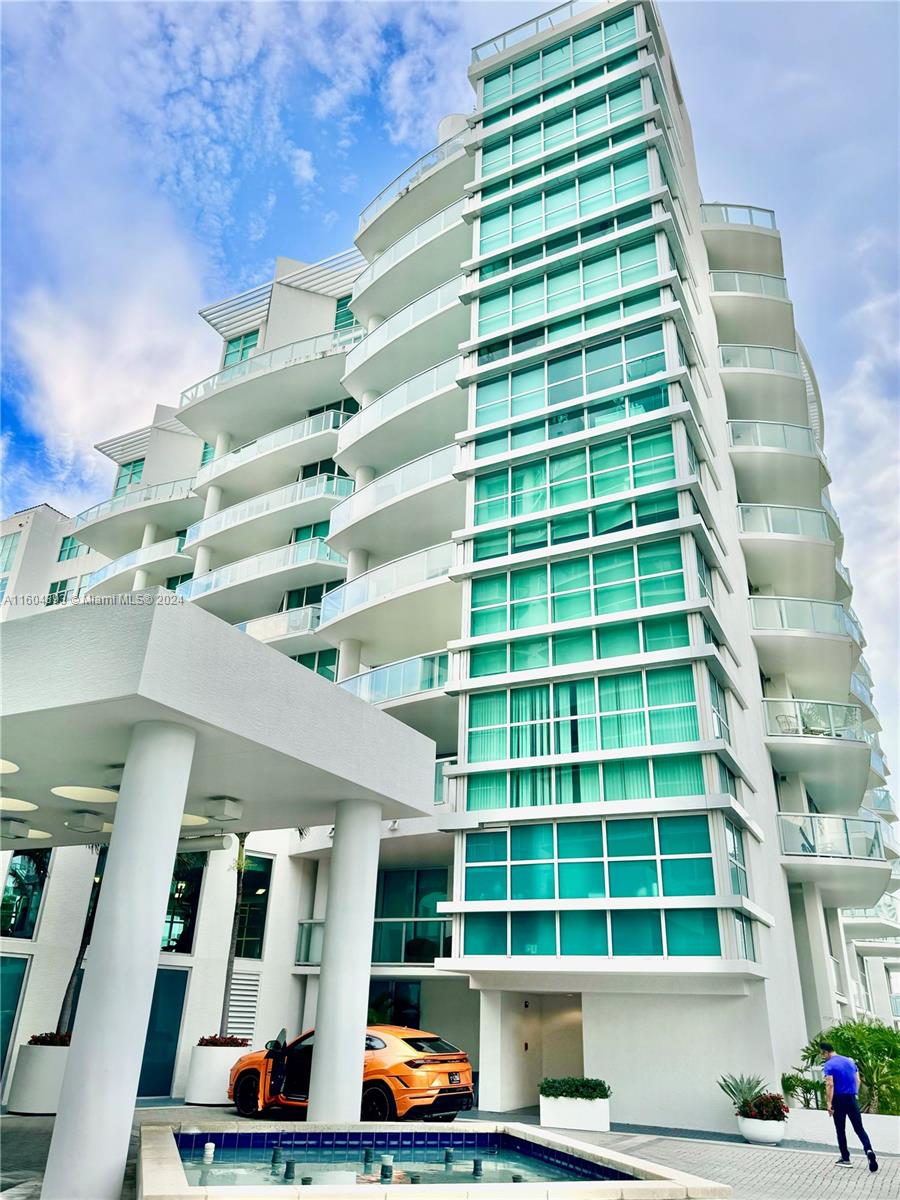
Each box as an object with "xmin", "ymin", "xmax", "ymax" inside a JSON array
[
  {"xmin": 7, "ymin": 1044, "xmax": 69, "ymax": 1115},
  {"xmin": 184, "ymin": 1045, "xmax": 244, "ymax": 1105},
  {"xmin": 787, "ymin": 1106, "xmax": 900, "ymax": 1153},
  {"xmin": 737, "ymin": 1115, "xmax": 786, "ymax": 1145},
  {"xmin": 540, "ymin": 1094, "xmax": 610, "ymax": 1132}
]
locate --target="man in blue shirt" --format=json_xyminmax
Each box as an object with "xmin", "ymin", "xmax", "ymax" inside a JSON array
[{"xmin": 821, "ymin": 1042, "xmax": 878, "ymax": 1171}]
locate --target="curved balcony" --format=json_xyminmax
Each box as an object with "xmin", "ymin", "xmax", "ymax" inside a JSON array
[
  {"xmin": 176, "ymin": 537, "xmax": 345, "ymax": 623},
  {"xmin": 342, "ymin": 276, "xmax": 468, "ymax": 398},
  {"xmin": 779, "ymin": 814, "xmax": 889, "ymax": 906},
  {"xmin": 336, "ymin": 358, "xmax": 465, "ymax": 477},
  {"xmin": 328, "ymin": 444, "xmax": 464, "ymax": 561},
  {"xmin": 865, "ymin": 731, "xmax": 889, "ymax": 787},
  {"xmin": 738, "ymin": 504, "xmax": 838, "ymax": 599},
  {"xmin": 709, "ymin": 271, "xmax": 793, "ymax": 347},
  {"xmin": 193, "ymin": 411, "xmax": 345, "ymax": 501},
  {"xmin": 177, "ymin": 328, "xmax": 362, "ymax": 444},
  {"xmin": 842, "ymin": 895, "xmax": 900, "ymax": 941},
  {"xmin": 83, "ymin": 537, "xmax": 192, "ymax": 598},
  {"xmin": 763, "ymin": 699, "xmax": 870, "ymax": 813},
  {"xmin": 235, "ymin": 604, "xmax": 328, "ymax": 658},
  {"xmin": 700, "ymin": 204, "xmax": 783, "ymax": 275},
  {"xmin": 728, "ymin": 420, "xmax": 829, "ymax": 508},
  {"xmin": 340, "ymin": 651, "xmax": 457, "ymax": 754},
  {"xmin": 319, "ymin": 542, "xmax": 460, "ymax": 662},
  {"xmin": 356, "ymin": 131, "xmax": 471, "ymax": 258},
  {"xmin": 749, "ymin": 596, "xmax": 862, "ymax": 697},
  {"xmin": 850, "ymin": 671, "xmax": 879, "ymax": 727},
  {"xmin": 718, "ymin": 344, "xmax": 806, "ymax": 425},
  {"xmin": 833, "ymin": 557, "xmax": 852, "ymax": 604},
  {"xmin": 352, "ymin": 199, "xmax": 469, "ymax": 327},
  {"xmin": 183, "ymin": 474, "xmax": 352, "ymax": 560},
  {"xmin": 864, "ymin": 788, "xmax": 897, "ymax": 824},
  {"xmin": 73, "ymin": 477, "xmax": 201, "ymax": 559}
]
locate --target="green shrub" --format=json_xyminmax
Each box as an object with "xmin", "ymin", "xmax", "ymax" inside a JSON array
[
  {"xmin": 539, "ymin": 1076, "xmax": 612, "ymax": 1100},
  {"xmin": 781, "ymin": 1071, "xmax": 825, "ymax": 1110},
  {"xmin": 717, "ymin": 1073, "xmax": 765, "ymax": 1111},
  {"xmin": 738, "ymin": 1092, "xmax": 789, "ymax": 1122},
  {"xmin": 800, "ymin": 1020, "xmax": 900, "ymax": 1115}
]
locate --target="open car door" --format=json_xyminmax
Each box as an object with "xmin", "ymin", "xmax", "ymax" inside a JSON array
[{"xmin": 262, "ymin": 1028, "xmax": 288, "ymax": 1102}]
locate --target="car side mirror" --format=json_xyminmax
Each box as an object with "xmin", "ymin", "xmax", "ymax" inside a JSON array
[{"xmin": 265, "ymin": 1040, "xmax": 279, "ymax": 1051}]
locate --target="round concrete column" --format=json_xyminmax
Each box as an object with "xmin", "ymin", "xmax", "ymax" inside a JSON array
[
  {"xmin": 41, "ymin": 721, "xmax": 197, "ymax": 1200},
  {"xmin": 336, "ymin": 638, "xmax": 362, "ymax": 682},
  {"xmin": 192, "ymin": 485, "xmax": 224, "ymax": 578},
  {"xmin": 140, "ymin": 522, "xmax": 158, "ymax": 549},
  {"xmin": 346, "ymin": 548, "xmax": 370, "ymax": 581},
  {"xmin": 213, "ymin": 431, "xmax": 232, "ymax": 458},
  {"xmin": 306, "ymin": 797, "xmax": 383, "ymax": 1122},
  {"xmin": 354, "ymin": 465, "xmax": 375, "ymax": 490}
]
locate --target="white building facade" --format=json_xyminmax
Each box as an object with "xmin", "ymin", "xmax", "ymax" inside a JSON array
[{"xmin": 2, "ymin": 0, "xmax": 897, "ymax": 1132}]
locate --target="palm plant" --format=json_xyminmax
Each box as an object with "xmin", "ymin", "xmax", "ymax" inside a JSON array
[
  {"xmin": 717, "ymin": 1073, "xmax": 766, "ymax": 1112},
  {"xmin": 799, "ymin": 1020, "xmax": 900, "ymax": 1115}
]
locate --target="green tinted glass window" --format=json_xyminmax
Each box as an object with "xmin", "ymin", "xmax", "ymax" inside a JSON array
[
  {"xmin": 611, "ymin": 910, "xmax": 662, "ymax": 955},
  {"xmin": 511, "ymin": 911, "xmax": 556, "ymax": 955},
  {"xmin": 465, "ymin": 866, "xmax": 508, "ymax": 901},
  {"xmin": 661, "ymin": 857, "xmax": 715, "ymax": 896},
  {"xmin": 465, "ymin": 913, "xmax": 507, "ymax": 955},
  {"xmin": 560, "ymin": 910, "xmax": 608, "ymax": 955},
  {"xmin": 466, "ymin": 830, "xmax": 507, "ymax": 862},
  {"xmin": 665, "ymin": 909, "xmax": 720, "ymax": 955}
]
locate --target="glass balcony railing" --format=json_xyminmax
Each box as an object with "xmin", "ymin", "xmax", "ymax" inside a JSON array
[
  {"xmin": 340, "ymin": 652, "xmax": 449, "ymax": 705},
  {"xmin": 75, "ymin": 478, "xmax": 195, "ymax": 531},
  {"xmin": 850, "ymin": 672, "xmax": 875, "ymax": 712},
  {"xmin": 749, "ymin": 596, "xmax": 862, "ymax": 646},
  {"xmin": 763, "ymin": 699, "xmax": 864, "ymax": 742},
  {"xmin": 296, "ymin": 917, "xmax": 451, "ymax": 966},
  {"xmin": 864, "ymin": 731, "xmax": 888, "ymax": 778},
  {"xmin": 329, "ymin": 444, "xmax": 457, "ymax": 537},
  {"xmin": 710, "ymin": 271, "xmax": 788, "ymax": 299},
  {"xmin": 856, "ymin": 654, "xmax": 875, "ymax": 689},
  {"xmin": 472, "ymin": 0, "xmax": 599, "ymax": 61},
  {"xmin": 835, "ymin": 558, "xmax": 852, "ymax": 590},
  {"xmin": 320, "ymin": 543, "xmax": 453, "ymax": 625},
  {"xmin": 700, "ymin": 204, "xmax": 777, "ymax": 230},
  {"xmin": 842, "ymin": 895, "xmax": 900, "ymax": 925},
  {"xmin": 195, "ymin": 411, "xmax": 345, "ymax": 489},
  {"xmin": 184, "ymin": 475, "xmax": 352, "ymax": 547},
  {"xmin": 358, "ymin": 133, "xmax": 468, "ymax": 231},
  {"xmin": 779, "ymin": 814, "xmax": 884, "ymax": 861},
  {"xmin": 344, "ymin": 277, "xmax": 464, "ymax": 377},
  {"xmin": 354, "ymin": 200, "xmax": 466, "ymax": 297},
  {"xmin": 84, "ymin": 536, "xmax": 186, "ymax": 590},
  {"xmin": 176, "ymin": 538, "xmax": 345, "ymax": 601},
  {"xmin": 434, "ymin": 758, "xmax": 456, "ymax": 806},
  {"xmin": 339, "ymin": 359, "xmax": 460, "ymax": 447},
  {"xmin": 235, "ymin": 604, "xmax": 321, "ymax": 643},
  {"xmin": 180, "ymin": 327, "xmax": 363, "ymax": 409},
  {"xmin": 719, "ymin": 345, "xmax": 801, "ymax": 375},
  {"xmin": 738, "ymin": 504, "xmax": 830, "ymax": 539},
  {"xmin": 727, "ymin": 420, "xmax": 816, "ymax": 454},
  {"xmin": 865, "ymin": 788, "xmax": 895, "ymax": 817}
]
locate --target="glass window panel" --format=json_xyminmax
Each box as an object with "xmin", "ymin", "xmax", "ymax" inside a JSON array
[
  {"xmin": 665, "ymin": 909, "xmax": 720, "ymax": 956},
  {"xmin": 557, "ymin": 819, "xmax": 603, "ymax": 858},
  {"xmin": 471, "ymin": 644, "xmax": 508, "ymax": 677},
  {"xmin": 511, "ymin": 911, "xmax": 556, "ymax": 955},
  {"xmin": 470, "ymin": 691, "xmax": 508, "ymax": 728},
  {"xmin": 606, "ymin": 817, "xmax": 655, "ymax": 856},
  {"xmin": 558, "ymin": 860, "xmax": 606, "ymax": 898},
  {"xmin": 467, "ymin": 773, "xmax": 508, "ymax": 811},
  {"xmin": 556, "ymin": 763, "xmax": 601, "ymax": 805},
  {"xmin": 653, "ymin": 754, "xmax": 704, "ymax": 797},
  {"xmin": 552, "ymin": 629, "xmax": 594, "ymax": 664},
  {"xmin": 465, "ymin": 866, "xmax": 508, "ymax": 901},
  {"xmin": 472, "ymin": 607, "xmax": 507, "ymax": 636},
  {"xmin": 511, "ymin": 636, "xmax": 550, "ymax": 671},
  {"xmin": 640, "ymin": 573, "xmax": 686, "ymax": 606},
  {"xmin": 661, "ymin": 857, "xmax": 715, "ymax": 897},
  {"xmin": 647, "ymin": 665, "xmax": 695, "ymax": 706},
  {"xmin": 377, "ymin": 869, "xmax": 415, "ymax": 917},
  {"xmin": 511, "ymin": 862, "xmax": 555, "ymax": 899},
  {"xmin": 649, "ymin": 706, "xmax": 699, "ymax": 744},
  {"xmin": 552, "ymin": 591, "xmax": 593, "ymax": 622},
  {"xmin": 642, "ymin": 615, "xmax": 689, "ymax": 650},
  {"xmin": 464, "ymin": 912, "xmax": 507, "ymax": 955},
  {"xmin": 510, "ymin": 767, "xmax": 552, "ymax": 808},
  {"xmin": 603, "ymin": 758, "xmax": 651, "ymax": 800},
  {"xmin": 465, "ymin": 830, "xmax": 507, "ymax": 862},
  {"xmin": 659, "ymin": 815, "xmax": 711, "ymax": 855},
  {"xmin": 608, "ymin": 858, "xmax": 659, "ymax": 897},
  {"xmin": 598, "ymin": 621, "xmax": 640, "ymax": 658},
  {"xmin": 611, "ymin": 910, "xmax": 662, "ymax": 955},
  {"xmin": 510, "ymin": 823, "xmax": 554, "ymax": 860},
  {"xmin": 554, "ymin": 678, "xmax": 597, "ymax": 716},
  {"xmin": 560, "ymin": 909, "xmax": 607, "ymax": 954},
  {"xmin": 598, "ymin": 671, "xmax": 643, "ymax": 712}
]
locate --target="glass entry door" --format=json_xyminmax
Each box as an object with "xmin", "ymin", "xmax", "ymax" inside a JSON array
[{"xmin": 137, "ymin": 967, "xmax": 188, "ymax": 1097}]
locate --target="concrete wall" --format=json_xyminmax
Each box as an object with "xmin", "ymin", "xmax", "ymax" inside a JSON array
[
  {"xmin": 419, "ymin": 976, "xmax": 481, "ymax": 1069},
  {"xmin": 263, "ymin": 285, "xmax": 336, "ymax": 352},
  {"xmin": 477, "ymin": 990, "xmax": 543, "ymax": 1112}
]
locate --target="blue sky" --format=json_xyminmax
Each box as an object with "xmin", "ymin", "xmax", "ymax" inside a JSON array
[{"xmin": 1, "ymin": 1, "xmax": 897, "ymax": 764}]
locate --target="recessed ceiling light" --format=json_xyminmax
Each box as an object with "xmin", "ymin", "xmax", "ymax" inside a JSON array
[
  {"xmin": 26, "ymin": 829, "xmax": 51, "ymax": 840},
  {"xmin": 51, "ymin": 786, "xmax": 118, "ymax": 804},
  {"xmin": 0, "ymin": 798, "xmax": 38, "ymax": 813},
  {"xmin": 180, "ymin": 814, "xmax": 209, "ymax": 827},
  {"xmin": 0, "ymin": 760, "xmax": 20, "ymax": 775}
]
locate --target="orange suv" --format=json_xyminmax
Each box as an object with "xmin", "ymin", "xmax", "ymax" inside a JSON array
[{"xmin": 228, "ymin": 1025, "xmax": 474, "ymax": 1122}]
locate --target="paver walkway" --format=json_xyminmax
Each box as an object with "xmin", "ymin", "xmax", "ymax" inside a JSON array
[{"xmin": 0, "ymin": 1104, "xmax": 897, "ymax": 1199}]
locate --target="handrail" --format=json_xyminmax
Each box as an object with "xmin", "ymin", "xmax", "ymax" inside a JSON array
[
  {"xmin": 321, "ymin": 542, "xmax": 453, "ymax": 624},
  {"xmin": 727, "ymin": 420, "xmax": 816, "ymax": 454},
  {"xmin": 762, "ymin": 698, "xmax": 864, "ymax": 742},
  {"xmin": 749, "ymin": 596, "xmax": 862, "ymax": 645},
  {"xmin": 339, "ymin": 651, "xmax": 449, "ymax": 704},
  {"xmin": 344, "ymin": 276, "xmax": 464, "ymax": 376},
  {"xmin": 353, "ymin": 199, "xmax": 465, "ymax": 297},
  {"xmin": 84, "ymin": 536, "xmax": 187, "ymax": 590},
  {"xmin": 236, "ymin": 604, "xmax": 322, "ymax": 642},
  {"xmin": 738, "ymin": 504, "xmax": 830, "ymax": 539},
  {"xmin": 710, "ymin": 271, "xmax": 788, "ymax": 299},
  {"xmin": 176, "ymin": 538, "xmax": 344, "ymax": 601},
  {"xmin": 358, "ymin": 135, "xmax": 468, "ymax": 232},
  {"xmin": 75, "ymin": 477, "xmax": 195, "ymax": 530},
  {"xmin": 778, "ymin": 814, "xmax": 883, "ymax": 861},
  {"xmin": 329, "ymin": 444, "xmax": 457, "ymax": 536},
  {"xmin": 184, "ymin": 475, "xmax": 352, "ymax": 546},
  {"xmin": 196, "ymin": 411, "xmax": 344, "ymax": 488},
  {"xmin": 338, "ymin": 359, "xmax": 460, "ymax": 447},
  {"xmin": 719, "ymin": 345, "xmax": 801, "ymax": 375},
  {"xmin": 700, "ymin": 203, "xmax": 777, "ymax": 230}
]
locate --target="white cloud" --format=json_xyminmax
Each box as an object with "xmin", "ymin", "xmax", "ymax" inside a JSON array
[{"xmin": 285, "ymin": 145, "xmax": 316, "ymax": 187}]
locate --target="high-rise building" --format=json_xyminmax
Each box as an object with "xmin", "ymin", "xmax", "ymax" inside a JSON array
[{"xmin": 2, "ymin": 0, "xmax": 896, "ymax": 1129}]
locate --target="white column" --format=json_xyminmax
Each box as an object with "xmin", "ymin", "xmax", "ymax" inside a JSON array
[
  {"xmin": 193, "ymin": 485, "xmax": 224, "ymax": 578},
  {"xmin": 214, "ymin": 431, "xmax": 232, "ymax": 458},
  {"xmin": 41, "ymin": 721, "xmax": 197, "ymax": 1200},
  {"xmin": 346, "ymin": 548, "xmax": 370, "ymax": 581},
  {"xmin": 354, "ymin": 465, "xmax": 375, "ymax": 490},
  {"xmin": 132, "ymin": 522, "xmax": 158, "ymax": 590},
  {"xmin": 306, "ymin": 798, "xmax": 382, "ymax": 1122},
  {"xmin": 337, "ymin": 639, "xmax": 361, "ymax": 682}
]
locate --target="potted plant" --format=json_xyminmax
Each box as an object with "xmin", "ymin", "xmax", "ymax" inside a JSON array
[
  {"xmin": 6, "ymin": 1033, "xmax": 72, "ymax": 1115},
  {"xmin": 718, "ymin": 1074, "xmax": 788, "ymax": 1144},
  {"xmin": 539, "ymin": 1077, "xmax": 612, "ymax": 1132},
  {"xmin": 184, "ymin": 1034, "xmax": 250, "ymax": 1105}
]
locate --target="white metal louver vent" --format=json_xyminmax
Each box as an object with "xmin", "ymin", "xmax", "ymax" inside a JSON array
[{"xmin": 226, "ymin": 972, "xmax": 261, "ymax": 1039}]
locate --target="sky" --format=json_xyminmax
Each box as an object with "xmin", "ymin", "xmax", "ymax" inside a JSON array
[{"xmin": 1, "ymin": 0, "xmax": 897, "ymax": 767}]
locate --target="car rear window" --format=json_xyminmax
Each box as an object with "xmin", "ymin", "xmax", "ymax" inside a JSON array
[{"xmin": 402, "ymin": 1036, "xmax": 462, "ymax": 1055}]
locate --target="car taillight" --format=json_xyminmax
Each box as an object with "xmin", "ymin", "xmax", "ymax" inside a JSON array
[{"xmin": 405, "ymin": 1056, "xmax": 468, "ymax": 1068}]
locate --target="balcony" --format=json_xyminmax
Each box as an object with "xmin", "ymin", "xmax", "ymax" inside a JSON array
[
  {"xmin": 352, "ymin": 199, "xmax": 469, "ymax": 327},
  {"xmin": 779, "ymin": 814, "xmax": 890, "ymax": 906},
  {"xmin": 83, "ymin": 536, "xmax": 192, "ymax": 598},
  {"xmin": 842, "ymin": 895, "xmax": 900, "ymax": 941},
  {"xmin": 340, "ymin": 651, "xmax": 457, "ymax": 753},
  {"xmin": 177, "ymin": 328, "xmax": 362, "ymax": 444},
  {"xmin": 718, "ymin": 344, "xmax": 807, "ymax": 425},
  {"xmin": 193, "ymin": 410, "xmax": 345, "ymax": 501},
  {"xmin": 336, "ymin": 358, "xmax": 465, "ymax": 477},
  {"xmin": 709, "ymin": 271, "xmax": 793, "ymax": 347},
  {"xmin": 342, "ymin": 276, "xmax": 468, "ymax": 398},
  {"xmin": 356, "ymin": 132, "xmax": 471, "ymax": 258},
  {"xmin": 865, "ymin": 731, "xmax": 889, "ymax": 787},
  {"xmin": 235, "ymin": 604, "xmax": 327, "ymax": 658},
  {"xmin": 762, "ymin": 699, "xmax": 870, "ymax": 812},
  {"xmin": 728, "ymin": 421, "xmax": 828, "ymax": 507},
  {"xmin": 700, "ymin": 204, "xmax": 783, "ymax": 275},
  {"xmin": 176, "ymin": 537, "xmax": 345, "ymax": 623},
  {"xmin": 327, "ymin": 444, "xmax": 464, "ymax": 561},
  {"xmin": 296, "ymin": 917, "xmax": 452, "ymax": 967},
  {"xmin": 834, "ymin": 557, "xmax": 852, "ymax": 604},
  {"xmin": 738, "ymin": 504, "xmax": 838, "ymax": 599},
  {"xmin": 319, "ymin": 542, "xmax": 460, "ymax": 662},
  {"xmin": 73, "ymin": 477, "xmax": 201, "ymax": 558},
  {"xmin": 864, "ymin": 788, "xmax": 897, "ymax": 823},
  {"xmin": 749, "ymin": 596, "xmax": 862, "ymax": 697},
  {"xmin": 183, "ymin": 474, "xmax": 352, "ymax": 560}
]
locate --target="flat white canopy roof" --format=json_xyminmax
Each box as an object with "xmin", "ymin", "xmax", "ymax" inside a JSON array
[{"xmin": 0, "ymin": 592, "xmax": 437, "ymax": 846}]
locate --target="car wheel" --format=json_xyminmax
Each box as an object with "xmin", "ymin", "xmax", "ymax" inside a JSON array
[
  {"xmin": 360, "ymin": 1083, "xmax": 396, "ymax": 1122},
  {"xmin": 234, "ymin": 1071, "xmax": 263, "ymax": 1118}
]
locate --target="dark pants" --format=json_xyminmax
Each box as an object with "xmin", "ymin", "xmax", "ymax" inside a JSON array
[{"xmin": 833, "ymin": 1093, "xmax": 873, "ymax": 1159}]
